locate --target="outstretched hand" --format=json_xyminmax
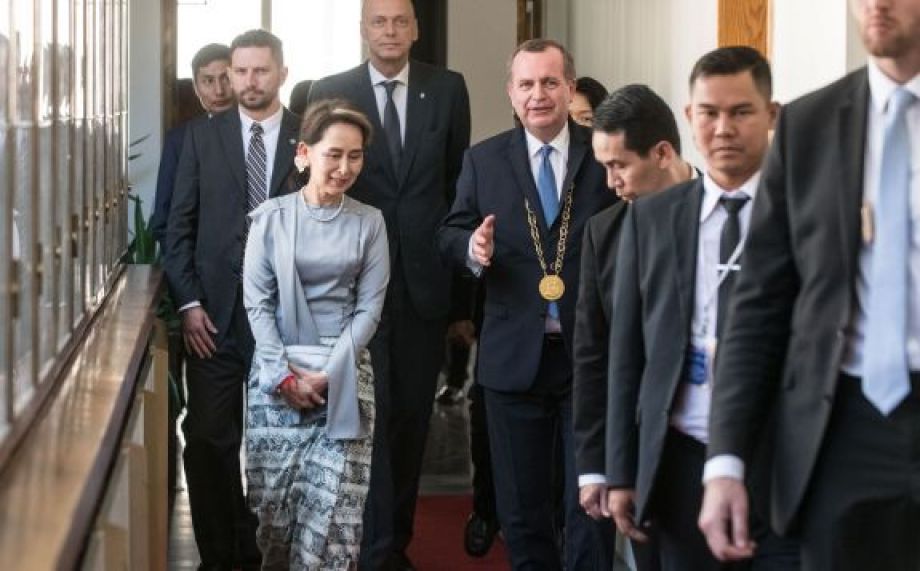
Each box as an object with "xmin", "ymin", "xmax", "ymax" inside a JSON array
[{"xmin": 472, "ymin": 214, "xmax": 496, "ymax": 266}]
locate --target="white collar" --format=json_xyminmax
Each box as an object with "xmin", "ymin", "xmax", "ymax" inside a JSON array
[
  {"xmin": 524, "ymin": 123, "xmax": 570, "ymax": 159},
  {"xmin": 368, "ymin": 61, "xmax": 410, "ymax": 87},
  {"xmin": 238, "ymin": 104, "xmax": 283, "ymax": 132},
  {"xmin": 867, "ymin": 59, "xmax": 920, "ymax": 115},
  {"xmin": 700, "ymin": 171, "xmax": 760, "ymax": 222}
]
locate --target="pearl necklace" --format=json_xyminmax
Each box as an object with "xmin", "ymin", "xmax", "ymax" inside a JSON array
[{"xmin": 302, "ymin": 190, "xmax": 345, "ymax": 223}]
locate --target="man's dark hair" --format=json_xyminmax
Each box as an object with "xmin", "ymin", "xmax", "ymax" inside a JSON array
[
  {"xmin": 593, "ymin": 83, "xmax": 681, "ymax": 156},
  {"xmin": 230, "ymin": 29, "xmax": 284, "ymax": 67},
  {"xmin": 575, "ymin": 76, "xmax": 608, "ymax": 110},
  {"xmin": 688, "ymin": 45, "xmax": 772, "ymax": 100},
  {"xmin": 507, "ymin": 38, "xmax": 576, "ymax": 81},
  {"xmin": 289, "ymin": 80, "xmax": 314, "ymax": 116},
  {"xmin": 191, "ymin": 43, "xmax": 230, "ymax": 80}
]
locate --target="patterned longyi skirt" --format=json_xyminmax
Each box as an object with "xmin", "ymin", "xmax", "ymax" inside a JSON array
[{"xmin": 246, "ymin": 346, "xmax": 374, "ymax": 571}]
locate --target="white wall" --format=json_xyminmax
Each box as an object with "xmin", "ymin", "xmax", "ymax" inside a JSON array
[
  {"xmin": 447, "ymin": 0, "xmax": 518, "ymax": 143},
  {"xmin": 127, "ymin": 0, "xmax": 163, "ymax": 228},
  {"xmin": 567, "ymin": 0, "xmax": 718, "ymax": 166},
  {"xmin": 771, "ymin": 0, "xmax": 866, "ymax": 104}
]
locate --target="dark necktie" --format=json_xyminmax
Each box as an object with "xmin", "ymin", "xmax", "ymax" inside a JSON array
[
  {"xmin": 717, "ymin": 194, "xmax": 750, "ymax": 337},
  {"xmin": 863, "ymin": 87, "xmax": 916, "ymax": 414},
  {"xmin": 383, "ymin": 80, "xmax": 402, "ymax": 172},
  {"xmin": 246, "ymin": 122, "xmax": 267, "ymax": 211}
]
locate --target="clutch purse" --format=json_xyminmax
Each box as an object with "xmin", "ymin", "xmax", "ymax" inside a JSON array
[{"xmin": 284, "ymin": 344, "xmax": 332, "ymax": 372}]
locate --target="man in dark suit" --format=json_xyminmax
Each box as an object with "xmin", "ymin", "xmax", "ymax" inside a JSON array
[
  {"xmin": 150, "ymin": 43, "xmax": 234, "ymax": 257},
  {"xmin": 439, "ymin": 39, "xmax": 616, "ymax": 570},
  {"xmin": 307, "ymin": 1, "xmax": 470, "ymax": 568},
  {"xmin": 165, "ymin": 29, "xmax": 299, "ymax": 571},
  {"xmin": 699, "ymin": 1, "xmax": 920, "ymax": 569},
  {"xmin": 573, "ymin": 84, "xmax": 695, "ymax": 570},
  {"xmin": 605, "ymin": 47, "xmax": 797, "ymax": 570}
]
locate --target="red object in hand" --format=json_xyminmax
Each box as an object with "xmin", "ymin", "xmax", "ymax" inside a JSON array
[{"xmin": 278, "ymin": 374, "xmax": 296, "ymax": 393}]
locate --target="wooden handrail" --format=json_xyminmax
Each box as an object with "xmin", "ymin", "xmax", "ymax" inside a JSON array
[{"xmin": 0, "ymin": 266, "xmax": 164, "ymax": 570}]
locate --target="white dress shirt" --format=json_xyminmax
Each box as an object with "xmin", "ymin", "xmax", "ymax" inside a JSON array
[
  {"xmin": 842, "ymin": 62, "xmax": 920, "ymax": 374},
  {"xmin": 671, "ymin": 172, "xmax": 759, "ymax": 444},
  {"xmin": 703, "ymin": 61, "xmax": 920, "ymax": 484},
  {"xmin": 368, "ymin": 61, "xmax": 409, "ymax": 144},
  {"xmin": 240, "ymin": 105, "xmax": 284, "ymax": 194}
]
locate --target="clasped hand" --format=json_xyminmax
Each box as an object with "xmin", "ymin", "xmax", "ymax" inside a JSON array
[{"xmin": 278, "ymin": 363, "xmax": 329, "ymax": 410}]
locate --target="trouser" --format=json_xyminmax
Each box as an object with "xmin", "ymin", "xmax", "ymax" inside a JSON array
[
  {"xmin": 360, "ymin": 269, "xmax": 447, "ymax": 568},
  {"xmin": 798, "ymin": 372, "xmax": 920, "ymax": 571},
  {"xmin": 182, "ymin": 296, "xmax": 261, "ymax": 571},
  {"xmin": 484, "ymin": 336, "xmax": 615, "ymax": 570}
]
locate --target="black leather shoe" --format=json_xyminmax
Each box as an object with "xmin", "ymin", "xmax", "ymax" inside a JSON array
[
  {"xmin": 463, "ymin": 512, "xmax": 499, "ymax": 557},
  {"xmin": 435, "ymin": 385, "xmax": 465, "ymax": 405}
]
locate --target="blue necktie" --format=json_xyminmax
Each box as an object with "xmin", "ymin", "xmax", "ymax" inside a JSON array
[
  {"xmin": 537, "ymin": 144, "xmax": 560, "ymax": 320},
  {"xmin": 537, "ymin": 145, "xmax": 560, "ymax": 226},
  {"xmin": 863, "ymin": 87, "xmax": 916, "ymax": 414}
]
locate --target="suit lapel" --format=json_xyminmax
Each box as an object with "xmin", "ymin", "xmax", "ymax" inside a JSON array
[
  {"xmin": 398, "ymin": 62, "xmax": 431, "ymax": 188},
  {"xmin": 670, "ymin": 180, "xmax": 704, "ymax": 333},
  {"xmin": 508, "ymin": 129, "xmax": 549, "ymax": 236},
  {"xmin": 269, "ymin": 109, "xmax": 299, "ymax": 197},
  {"xmin": 218, "ymin": 110, "xmax": 247, "ymax": 196},
  {"xmin": 836, "ymin": 69, "xmax": 869, "ymax": 282}
]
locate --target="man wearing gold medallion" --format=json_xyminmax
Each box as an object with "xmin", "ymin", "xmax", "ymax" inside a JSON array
[{"xmin": 438, "ymin": 39, "xmax": 616, "ymax": 570}]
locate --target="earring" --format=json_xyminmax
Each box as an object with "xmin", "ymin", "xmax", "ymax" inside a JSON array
[{"xmin": 294, "ymin": 155, "xmax": 308, "ymax": 173}]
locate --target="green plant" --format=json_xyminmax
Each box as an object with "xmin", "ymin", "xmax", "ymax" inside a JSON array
[{"xmin": 126, "ymin": 193, "xmax": 157, "ymax": 264}]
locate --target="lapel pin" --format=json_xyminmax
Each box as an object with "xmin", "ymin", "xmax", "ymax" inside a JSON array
[
  {"xmin": 288, "ymin": 138, "xmax": 297, "ymax": 145},
  {"xmin": 420, "ymin": 92, "xmax": 426, "ymax": 99}
]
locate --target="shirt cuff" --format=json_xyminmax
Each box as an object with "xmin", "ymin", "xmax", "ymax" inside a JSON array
[
  {"xmin": 578, "ymin": 473, "xmax": 608, "ymax": 488},
  {"xmin": 466, "ymin": 236, "xmax": 484, "ymax": 277},
  {"xmin": 179, "ymin": 300, "xmax": 202, "ymax": 312},
  {"xmin": 702, "ymin": 454, "xmax": 745, "ymax": 484}
]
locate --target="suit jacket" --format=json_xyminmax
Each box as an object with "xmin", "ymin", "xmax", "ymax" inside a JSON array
[
  {"xmin": 164, "ymin": 106, "xmax": 300, "ymax": 344},
  {"xmin": 605, "ymin": 179, "xmax": 704, "ymax": 521},
  {"xmin": 307, "ymin": 60, "xmax": 471, "ymax": 320},
  {"xmin": 708, "ymin": 68, "xmax": 875, "ymax": 534},
  {"xmin": 438, "ymin": 122, "xmax": 616, "ymax": 393},
  {"xmin": 573, "ymin": 201, "xmax": 628, "ymax": 477},
  {"xmin": 150, "ymin": 121, "xmax": 190, "ymax": 257}
]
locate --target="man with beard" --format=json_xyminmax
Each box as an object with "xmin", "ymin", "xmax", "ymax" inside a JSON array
[
  {"xmin": 165, "ymin": 29, "xmax": 299, "ymax": 571},
  {"xmin": 700, "ymin": 0, "xmax": 920, "ymax": 569}
]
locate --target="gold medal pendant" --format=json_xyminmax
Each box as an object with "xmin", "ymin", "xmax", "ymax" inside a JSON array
[{"xmin": 539, "ymin": 275, "xmax": 565, "ymax": 301}]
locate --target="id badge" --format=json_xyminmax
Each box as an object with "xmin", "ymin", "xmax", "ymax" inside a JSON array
[{"xmin": 686, "ymin": 335, "xmax": 717, "ymax": 387}]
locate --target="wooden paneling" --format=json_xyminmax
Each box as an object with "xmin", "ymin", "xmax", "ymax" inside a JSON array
[
  {"xmin": 517, "ymin": 0, "xmax": 543, "ymax": 44},
  {"xmin": 718, "ymin": 0, "xmax": 770, "ymax": 57}
]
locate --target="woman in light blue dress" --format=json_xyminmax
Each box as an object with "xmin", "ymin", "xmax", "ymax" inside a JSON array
[{"xmin": 243, "ymin": 100, "xmax": 389, "ymax": 570}]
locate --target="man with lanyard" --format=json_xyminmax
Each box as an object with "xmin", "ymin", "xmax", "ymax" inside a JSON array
[{"xmin": 604, "ymin": 46, "xmax": 798, "ymax": 570}]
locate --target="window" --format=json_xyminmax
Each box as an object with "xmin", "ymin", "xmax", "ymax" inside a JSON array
[
  {"xmin": 177, "ymin": 0, "xmax": 362, "ymax": 106},
  {"xmin": 0, "ymin": 0, "xmax": 128, "ymax": 443}
]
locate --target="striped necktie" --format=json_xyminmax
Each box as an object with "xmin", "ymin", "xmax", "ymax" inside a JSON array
[{"xmin": 247, "ymin": 122, "xmax": 268, "ymax": 211}]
